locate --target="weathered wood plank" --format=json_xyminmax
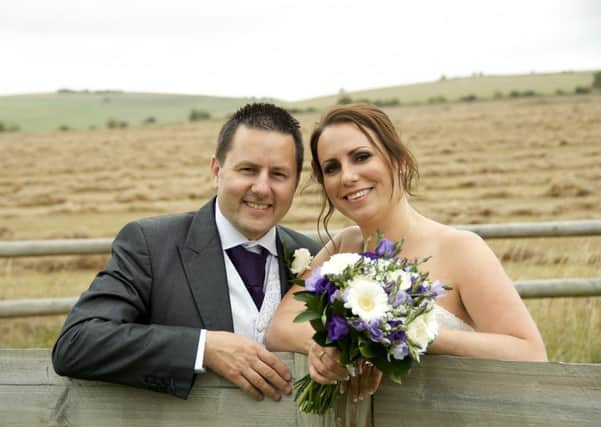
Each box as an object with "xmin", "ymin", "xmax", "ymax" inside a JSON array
[
  {"xmin": 374, "ymin": 357, "xmax": 601, "ymax": 426},
  {"xmin": 0, "ymin": 349, "xmax": 297, "ymax": 427},
  {"xmin": 1, "ymin": 350, "xmax": 600, "ymax": 426}
]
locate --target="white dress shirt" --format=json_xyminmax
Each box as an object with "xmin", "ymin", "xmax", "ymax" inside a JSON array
[{"xmin": 194, "ymin": 200, "xmax": 282, "ymax": 372}]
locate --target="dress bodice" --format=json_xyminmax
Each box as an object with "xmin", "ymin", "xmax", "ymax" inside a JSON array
[{"xmin": 433, "ymin": 304, "xmax": 474, "ymax": 332}]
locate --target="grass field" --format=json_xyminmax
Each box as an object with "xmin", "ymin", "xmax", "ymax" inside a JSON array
[
  {"xmin": 1, "ymin": 94, "xmax": 600, "ymax": 362},
  {"xmin": 0, "ymin": 91, "xmax": 260, "ymax": 132},
  {"xmin": 0, "ymin": 70, "xmax": 596, "ymax": 132},
  {"xmin": 292, "ymin": 70, "xmax": 598, "ymax": 109}
]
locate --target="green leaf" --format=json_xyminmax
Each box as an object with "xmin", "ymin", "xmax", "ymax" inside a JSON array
[
  {"xmin": 330, "ymin": 299, "xmax": 346, "ymax": 315},
  {"xmin": 350, "ymin": 345, "xmax": 361, "ymax": 360},
  {"xmin": 358, "ymin": 340, "xmax": 378, "ymax": 359},
  {"xmin": 290, "ymin": 278, "xmax": 305, "ymax": 286},
  {"xmin": 310, "ymin": 319, "xmax": 326, "ymax": 333},
  {"xmin": 374, "ymin": 357, "xmax": 412, "ymax": 384},
  {"xmin": 294, "ymin": 310, "xmax": 322, "ymax": 323},
  {"xmin": 293, "ymin": 291, "xmax": 317, "ymax": 303},
  {"xmin": 313, "ymin": 330, "xmax": 328, "ymax": 346}
]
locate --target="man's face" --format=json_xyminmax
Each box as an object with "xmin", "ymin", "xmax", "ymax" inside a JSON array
[{"xmin": 210, "ymin": 125, "xmax": 298, "ymax": 240}]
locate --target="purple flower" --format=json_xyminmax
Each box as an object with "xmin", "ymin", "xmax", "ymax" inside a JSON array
[
  {"xmin": 413, "ymin": 284, "xmax": 425, "ymax": 294},
  {"xmin": 329, "ymin": 289, "xmax": 340, "ymax": 304},
  {"xmin": 327, "ymin": 315, "xmax": 349, "ymax": 341},
  {"xmin": 304, "ymin": 267, "xmax": 322, "ymax": 292},
  {"xmin": 393, "ymin": 290, "xmax": 411, "ymax": 306},
  {"xmin": 324, "ymin": 282, "xmax": 337, "ymax": 300},
  {"xmin": 386, "ymin": 320, "xmax": 406, "ymax": 343},
  {"xmin": 375, "ymin": 239, "xmax": 396, "ymax": 258},
  {"xmin": 388, "ymin": 319, "xmax": 403, "ymax": 328},
  {"xmin": 391, "ymin": 342, "xmax": 409, "ymax": 360},
  {"xmin": 350, "ymin": 319, "xmax": 368, "ymax": 331},
  {"xmin": 342, "ymin": 287, "xmax": 351, "ymax": 303},
  {"xmin": 359, "ymin": 251, "xmax": 378, "ymax": 260},
  {"xmin": 388, "ymin": 329, "xmax": 406, "ymax": 343},
  {"xmin": 305, "ymin": 268, "xmax": 336, "ymax": 296},
  {"xmin": 430, "ymin": 280, "xmax": 446, "ymax": 298},
  {"xmin": 367, "ymin": 320, "xmax": 385, "ymax": 343}
]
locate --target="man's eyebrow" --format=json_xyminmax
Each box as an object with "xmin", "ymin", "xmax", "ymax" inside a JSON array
[
  {"xmin": 271, "ymin": 165, "xmax": 292, "ymax": 172},
  {"xmin": 232, "ymin": 161, "xmax": 292, "ymax": 172},
  {"xmin": 233, "ymin": 161, "xmax": 258, "ymax": 168}
]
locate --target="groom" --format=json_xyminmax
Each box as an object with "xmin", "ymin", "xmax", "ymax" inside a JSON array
[{"xmin": 52, "ymin": 103, "xmax": 321, "ymax": 401}]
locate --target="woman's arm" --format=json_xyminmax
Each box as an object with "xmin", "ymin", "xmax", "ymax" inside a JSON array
[
  {"xmin": 265, "ymin": 283, "xmax": 314, "ymax": 353},
  {"xmin": 267, "ymin": 230, "xmax": 350, "ymax": 352},
  {"xmin": 266, "ymin": 232, "xmax": 356, "ymax": 384},
  {"xmin": 430, "ymin": 230, "xmax": 547, "ymax": 361}
]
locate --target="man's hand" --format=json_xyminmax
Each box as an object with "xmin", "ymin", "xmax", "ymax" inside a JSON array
[{"xmin": 204, "ymin": 331, "xmax": 292, "ymax": 401}]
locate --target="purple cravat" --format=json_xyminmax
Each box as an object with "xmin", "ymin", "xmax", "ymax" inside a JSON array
[{"xmin": 226, "ymin": 245, "xmax": 268, "ymax": 309}]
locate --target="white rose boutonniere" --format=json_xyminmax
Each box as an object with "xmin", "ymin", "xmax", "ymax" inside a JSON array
[{"xmin": 290, "ymin": 248, "xmax": 313, "ymax": 276}]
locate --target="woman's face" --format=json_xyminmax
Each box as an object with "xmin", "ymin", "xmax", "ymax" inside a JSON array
[{"xmin": 316, "ymin": 122, "xmax": 399, "ymax": 226}]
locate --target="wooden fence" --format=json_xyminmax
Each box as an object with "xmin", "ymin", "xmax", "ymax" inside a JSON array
[
  {"xmin": 2, "ymin": 276, "xmax": 601, "ymax": 318},
  {"xmin": 1, "ymin": 219, "xmax": 601, "ymax": 258},
  {"xmin": 1, "ymin": 349, "xmax": 600, "ymax": 426},
  {"xmin": 1, "ymin": 220, "xmax": 600, "ymax": 318}
]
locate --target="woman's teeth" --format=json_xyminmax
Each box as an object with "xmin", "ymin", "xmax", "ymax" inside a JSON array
[{"xmin": 346, "ymin": 189, "xmax": 370, "ymax": 200}]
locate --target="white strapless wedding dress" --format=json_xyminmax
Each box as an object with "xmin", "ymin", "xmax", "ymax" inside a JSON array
[{"xmin": 432, "ymin": 304, "xmax": 474, "ymax": 331}]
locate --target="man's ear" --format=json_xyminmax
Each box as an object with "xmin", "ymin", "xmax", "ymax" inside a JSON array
[{"xmin": 209, "ymin": 156, "xmax": 220, "ymax": 188}]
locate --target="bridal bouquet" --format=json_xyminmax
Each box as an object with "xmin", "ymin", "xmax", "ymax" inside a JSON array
[{"xmin": 293, "ymin": 235, "xmax": 446, "ymax": 415}]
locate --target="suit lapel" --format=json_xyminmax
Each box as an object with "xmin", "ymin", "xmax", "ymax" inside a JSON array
[
  {"xmin": 178, "ymin": 199, "xmax": 234, "ymax": 332},
  {"xmin": 276, "ymin": 228, "xmax": 292, "ymax": 298}
]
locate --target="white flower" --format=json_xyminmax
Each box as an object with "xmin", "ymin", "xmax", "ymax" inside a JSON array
[
  {"xmin": 387, "ymin": 269, "xmax": 415, "ymax": 290},
  {"xmin": 290, "ymin": 248, "xmax": 313, "ymax": 275},
  {"xmin": 407, "ymin": 310, "xmax": 438, "ymax": 352},
  {"xmin": 321, "ymin": 253, "xmax": 362, "ymax": 276},
  {"xmin": 344, "ymin": 277, "xmax": 391, "ymax": 321}
]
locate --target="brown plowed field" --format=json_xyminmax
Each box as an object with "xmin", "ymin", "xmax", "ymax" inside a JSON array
[{"xmin": 1, "ymin": 95, "xmax": 600, "ymax": 361}]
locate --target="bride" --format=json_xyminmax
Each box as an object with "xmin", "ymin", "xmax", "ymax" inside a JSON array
[{"xmin": 266, "ymin": 103, "xmax": 547, "ymax": 398}]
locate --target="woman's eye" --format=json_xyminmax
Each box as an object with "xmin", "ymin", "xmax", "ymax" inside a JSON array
[
  {"xmin": 355, "ymin": 152, "xmax": 371, "ymax": 162},
  {"xmin": 323, "ymin": 163, "xmax": 339, "ymax": 174}
]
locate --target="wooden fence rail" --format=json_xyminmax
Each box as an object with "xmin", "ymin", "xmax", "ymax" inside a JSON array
[
  {"xmin": 1, "ymin": 277, "xmax": 601, "ymax": 318},
  {"xmin": 0, "ymin": 349, "xmax": 599, "ymax": 426},
  {"xmin": 1, "ymin": 219, "xmax": 601, "ymax": 257},
  {"xmin": 1, "ymin": 220, "xmax": 599, "ymax": 317}
]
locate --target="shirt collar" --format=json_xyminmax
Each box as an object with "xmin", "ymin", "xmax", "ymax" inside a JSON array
[{"xmin": 214, "ymin": 198, "xmax": 278, "ymax": 256}]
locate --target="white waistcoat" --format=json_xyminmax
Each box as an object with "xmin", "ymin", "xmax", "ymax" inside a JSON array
[{"xmin": 224, "ymin": 253, "xmax": 281, "ymax": 344}]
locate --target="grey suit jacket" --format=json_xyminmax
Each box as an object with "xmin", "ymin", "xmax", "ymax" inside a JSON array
[{"xmin": 52, "ymin": 198, "xmax": 322, "ymax": 398}]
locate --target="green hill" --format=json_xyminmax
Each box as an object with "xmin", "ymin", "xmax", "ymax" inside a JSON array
[
  {"xmin": 285, "ymin": 70, "xmax": 598, "ymax": 109},
  {"xmin": 0, "ymin": 70, "xmax": 597, "ymax": 132},
  {"xmin": 0, "ymin": 91, "xmax": 265, "ymax": 132}
]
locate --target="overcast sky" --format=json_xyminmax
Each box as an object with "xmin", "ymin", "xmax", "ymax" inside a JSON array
[{"xmin": 1, "ymin": 0, "xmax": 600, "ymax": 101}]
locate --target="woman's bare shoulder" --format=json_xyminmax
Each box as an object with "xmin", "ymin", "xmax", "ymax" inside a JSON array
[
  {"xmin": 423, "ymin": 220, "xmax": 493, "ymax": 271},
  {"xmin": 308, "ymin": 226, "xmax": 362, "ymax": 269},
  {"xmin": 335, "ymin": 226, "xmax": 363, "ymax": 252},
  {"xmin": 434, "ymin": 223, "xmax": 506, "ymax": 286},
  {"xmin": 423, "ymin": 218, "xmax": 485, "ymax": 254}
]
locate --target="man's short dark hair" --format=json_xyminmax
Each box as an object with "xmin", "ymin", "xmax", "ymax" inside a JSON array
[{"xmin": 215, "ymin": 103, "xmax": 303, "ymax": 180}]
